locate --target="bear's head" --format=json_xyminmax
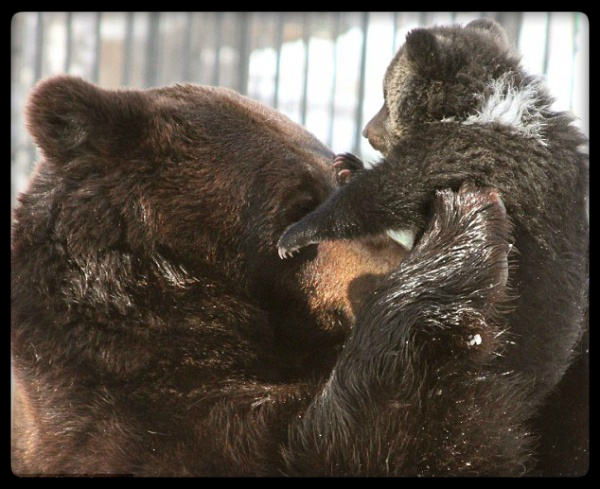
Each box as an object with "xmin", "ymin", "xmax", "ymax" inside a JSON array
[
  {"xmin": 363, "ymin": 19, "xmax": 542, "ymax": 155},
  {"xmin": 19, "ymin": 76, "xmax": 405, "ymax": 357}
]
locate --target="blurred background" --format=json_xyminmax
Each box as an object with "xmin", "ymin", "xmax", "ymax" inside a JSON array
[{"xmin": 11, "ymin": 11, "xmax": 589, "ymax": 211}]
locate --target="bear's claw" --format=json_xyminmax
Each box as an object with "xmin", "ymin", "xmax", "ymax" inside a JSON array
[
  {"xmin": 334, "ymin": 153, "xmax": 364, "ymax": 185},
  {"xmin": 278, "ymin": 245, "xmax": 300, "ymax": 260}
]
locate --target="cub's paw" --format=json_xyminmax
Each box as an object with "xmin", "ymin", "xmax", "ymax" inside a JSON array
[
  {"xmin": 333, "ymin": 153, "xmax": 364, "ymax": 185},
  {"xmin": 277, "ymin": 217, "xmax": 319, "ymax": 259}
]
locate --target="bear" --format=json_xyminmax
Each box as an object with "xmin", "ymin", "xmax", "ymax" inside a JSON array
[
  {"xmin": 277, "ymin": 19, "xmax": 589, "ymax": 475},
  {"xmin": 12, "ymin": 75, "xmax": 544, "ymax": 476}
]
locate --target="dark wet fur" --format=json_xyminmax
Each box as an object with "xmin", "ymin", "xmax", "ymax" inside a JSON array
[{"xmin": 279, "ymin": 20, "xmax": 589, "ymax": 475}]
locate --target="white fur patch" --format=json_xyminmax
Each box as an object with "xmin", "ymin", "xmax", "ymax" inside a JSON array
[
  {"xmin": 467, "ymin": 334, "xmax": 482, "ymax": 347},
  {"xmin": 463, "ymin": 73, "xmax": 549, "ymax": 145},
  {"xmin": 386, "ymin": 228, "xmax": 416, "ymax": 250}
]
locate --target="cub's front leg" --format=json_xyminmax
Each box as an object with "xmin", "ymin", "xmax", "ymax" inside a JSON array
[{"xmin": 284, "ymin": 183, "xmax": 535, "ymax": 476}]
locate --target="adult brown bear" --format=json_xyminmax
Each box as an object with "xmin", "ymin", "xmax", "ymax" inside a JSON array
[{"xmin": 13, "ymin": 75, "xmax": 525, "ymax": 476}]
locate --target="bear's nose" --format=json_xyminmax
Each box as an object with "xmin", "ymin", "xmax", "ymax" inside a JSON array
[{"xmin": 362, "ymin": 126, "xmax": 369, "ymax": 139}]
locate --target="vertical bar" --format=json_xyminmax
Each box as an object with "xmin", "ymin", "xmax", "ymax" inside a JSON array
[
  {"xmin": 122, "ymin": 12, "xmax": 134, "ymax": 85},
  {"xmin": 33, "ymin": 12, "xmax": 44, "ymax": 82},
  {"xmin": 327, "ymin": 13, "xmax": 340, "ymax": 147},
  {"xmin": 64, "ymin": 12, "xmax": 73, "ymax": 73},
  {"xmin": 391, "ymin": 11, "xmax": 399, "ymax": 52},
  {"xmin": 353, "ymin": 12, "xmax": 369, "ymax": 156},
  {"xmin": 91, "ymin": 12, "xmax": 102, "ymax": 83},
  {"xmin": 11, "ymin": 14, "xmax": 24, "ymax": 210},
  {"xmin": 569, "ymin": 12, "xmax": 580, "ymax": 112},
  {"xmin": 30, "ymin": 12, "xmax": 45, "ymax": 171},
  {"xmin": 542, "ymin": 12, "xmax": 551, "ymax": 77},
  {"xmin": 181, "ymin": 12, "xmax": 193, "ymax": 82},
  {"xmin": 145, "ymin": 12, "xmax": 160, "ymax": 88},
  {"xmin": 451, "ymin": 11, "xmax": 457, "ymax": 22},
  {"xmin": 418, "ymin": 11, "xmax": 427, "ymax": 27},
  {"xmin": 273, "ymin": 12, "xmax": 284, "ymax": 109},
  {"xmin": 11, "ymin": 13, "xmax": 23, "ymax": 80},
  {"xmin": 213, "ymin": 12, "xmax": 223, "ymax": 86},
  {"xmin": 300, "ymin": 13, "xmax": 310, "ymax": 126},
  {"xmin": 237, "ymin": 12, "xmax": 251, "ymax": 94}
]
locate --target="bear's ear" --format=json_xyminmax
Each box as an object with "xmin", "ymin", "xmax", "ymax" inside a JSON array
[
  {"xmin": 466, "ymin": 18, "xmax": 513, "ymax": 50},
  {"xmin": 404, "ymin": 28, "xmax": 442, "ymax": 76},
  {"xmin": 25, "ymin": 75, "xmax": 151, "ymax": 163}
]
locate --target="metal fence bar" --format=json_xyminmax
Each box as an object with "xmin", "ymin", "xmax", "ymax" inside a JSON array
[
  {"xmin": 392, "ymin": 12, "xmax": 399, "ymax": 52},
  {"xmin": 273, "ymin": 12, "xmax": 284, "ymax": 109},
  {"xmin": 569, "ymin": 12, "xmax": 581, "ymax": 113},
  {"xmin": 213, "ymin": 12, "xmax": 222, "ymax": 86},
  {"xmin": 542, "ymin": 12, "xmax": 551, "ymax": 76},
  {"xmin": 33, "ymin": 12, "xmax": 44, "ymax": 83},
  {"xmin": 29, "ymin": 12, "xmax": 45, "ymax": 171},
  {"xmin": 181, "ymin": 12, "xmax": 193, "ymax": 82},
  {"xmin": 122, "ymin": 12, "xmax": 134, "ymax": 85},
  {"xmin": 353, "ymin": 12, "xmax": 370, "ymax": 155},
  {"xmin": 300, "ymin": 14, "xmax": 310, "ymax": 126},
  {"xmin": 237, "ymin": 12, "xmax": 251, "ymax": 95},
  {"xmin": 11, "ymin": 14, "xmax": 22, "ymax": 78},
  {"xmin": 64, "ymin": 12, "xmax": 73, "ymax": 73},
  {"xmin": 92, "ymin": 12, "xmax": 102, "ymax": 83},
  {"xmin": 145, "ymin": 13, "xmax": 160, "ymax": 88},
  {"xmin": 11, "ymin": 13, "xmax": 24, "ymax": 200},
  {"xmin": 327, "ymin": 13, "xmax": 340, "ymax": 148}
]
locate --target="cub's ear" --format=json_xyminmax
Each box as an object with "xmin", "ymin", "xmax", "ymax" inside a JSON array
[
  {"xmin": 25, "ymin": 75, "xmax": 151, "ymax": 163},
  {"xmin": 404, "ymin": 28, "xmax": 441, "ymax": 76},
  {"xmin": 466, "ymin": 18, "xmax": 513, "ymax": 50}
]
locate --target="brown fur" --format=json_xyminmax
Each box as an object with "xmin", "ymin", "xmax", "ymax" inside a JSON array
[
  {"xmin": 13, "ymin": 72, "xmax": 545, "ymax": 476},
  {"xmin": 11, "ymin": 76, "xmax": 406, "ymax": 475}
]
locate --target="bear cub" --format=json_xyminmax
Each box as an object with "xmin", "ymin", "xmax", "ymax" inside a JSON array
[
  {"xmin": 279, "ymin": 18, "xmax": 588, "ymax": 399},
  {"xmin": 279, "ymin": 19, "xmax": 589, "ymax": 474}
]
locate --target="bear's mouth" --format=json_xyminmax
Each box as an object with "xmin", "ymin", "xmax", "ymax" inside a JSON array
[{"xmin": 366, "ymin": 134, "xmax": 386, "ymax": 153}]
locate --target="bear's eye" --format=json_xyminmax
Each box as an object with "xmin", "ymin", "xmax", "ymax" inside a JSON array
[{"xmin": 285, "ymin": 193, "xmax": 320, "ymax": 223}]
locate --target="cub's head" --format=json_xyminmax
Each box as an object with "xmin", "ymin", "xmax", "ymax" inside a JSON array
[{"xmin": 364, "ymin": 19, "xmax": 538, "ymax": 154}]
